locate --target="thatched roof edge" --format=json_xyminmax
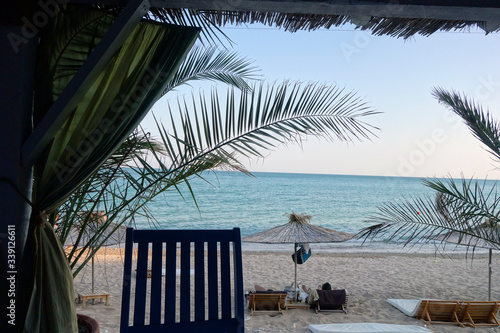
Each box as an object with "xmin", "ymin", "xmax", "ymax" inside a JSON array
[{"xmin": 202, "ymin": 10, "xmax": 490, "ymax": 38}]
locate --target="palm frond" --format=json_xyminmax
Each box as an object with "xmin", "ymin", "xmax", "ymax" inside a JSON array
[
  {"xmin": 423, "ymin": 177, "xmax": 500, "ymax": 223},
  {"xmin": 164, "ymin": 81, "xmax": 379, "ymax": 167},
  {"xmin": 432, "ymin": 87, "xmax": 500, "ymax": 162},
  {"xmin": 358, "ymin": 176, "xmax": 500, "ymax": 250},
  {"xmin": 162, "ymin": 45, "xmax": 260, "ymax": 95},
  {"xmin": 358, "ymin": 194, "xmax": 449, "ymax": 245},
  {"xmin": 360, "ymin": 89, "xmax": 500, "ymax": 256},
  {"xmin": 102, "ymin": 129, "xmax": 165, "ymax": 168},
  {"xmin": 88, "ymin": 81, "xmax": 378, "ymax": 230}
]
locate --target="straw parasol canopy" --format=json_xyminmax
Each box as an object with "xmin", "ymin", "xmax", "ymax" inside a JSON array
[
  {"xmin": 242, "ymin": 212, "xmax": 355, "ymax": 244},
  {"xmin": 242, "ymin": 212, "xmax": 355, "ymax": 300}
]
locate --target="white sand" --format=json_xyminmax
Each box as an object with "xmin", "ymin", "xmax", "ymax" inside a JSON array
[{"xmin": 73, "ymin": 248, "xmax": 500, "ymax": 333}]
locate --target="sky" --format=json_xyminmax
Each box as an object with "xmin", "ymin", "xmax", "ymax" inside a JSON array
[{"xmin": 142, "ymin": 23, "xmax": 500, "ymax": 179}]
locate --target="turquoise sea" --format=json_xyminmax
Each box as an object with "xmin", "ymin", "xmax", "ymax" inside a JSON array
[
  {"xmin": 127, "ymin": 171, "xmax": 500, "ymax": 253},
  {"xmin": 131, "ymin": 171, "xmax": 457, "ymax": 250}
]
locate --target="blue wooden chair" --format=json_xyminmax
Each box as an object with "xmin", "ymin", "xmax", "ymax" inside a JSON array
[{"xmin": 120, "ymin": 228, "xmax": 244, "ymax": 333}]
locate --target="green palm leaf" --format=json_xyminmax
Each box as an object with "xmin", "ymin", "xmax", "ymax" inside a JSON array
[
  {"xmin": 433, "ymin": 87, "xmax": 500, "ymax": 162},
  {"xmin": 164, "ymin": 81, "xmax": 379, "ymax": 168},
  {"xmin": 359, "ymin": 177, "xmax": 500, "ymax": 249},
  {"xmin": 360, "ymin": 88, "xmax": 500, "ymax": 254},
  {"xmin": 89, "ymin": 81, "xmax": 378, "ymax": 232},
  {"xmin": 162, "ymin": 45, "xmax": 260, "ymax": 94}
]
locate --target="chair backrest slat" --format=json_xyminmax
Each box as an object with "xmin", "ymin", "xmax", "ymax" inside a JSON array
[
  {"xmin": 119, "ymin": 228, "xmax": 134, "ymax": 331},
  {"xmin": 120, "ymin": 228, "xmax": 244, "ymax": 333},
  {"xmin": 207, "ymin": 240, "xmax": 219, "ymax": 320},
  {"xmin": 194, "ymin": 241, "xmax": 205, "ymax": 321},
  {"xmin": 150, "ymin": 241, "xmax": 163, "ymax": 325},
  {"xmin": 232, "ymin": 228, "xmax": 244, "ymax": 321},
  {"xmin": 180, "ymin": 241, "xmax": 191, "ymax": 322},
  {"xmin": 133, "ymin": 241, "xmax": 149, "ymax": 327},
  {"xmin": 220, "ymin": 241, "xmax": 232, "ymax": 319},
  {"xmin": 164, "ymin": 241, "xmax": 177, "ymax": 324}
]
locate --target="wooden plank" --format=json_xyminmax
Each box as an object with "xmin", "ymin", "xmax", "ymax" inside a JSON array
[
  {"xmin": 120, "ymin": 228, "xmax": 134, "ymax": 331},
  {"xmin": 149, "ymin": 241, "xmax": 163, "ymax": 325},
  {"xmin": 417, "ymin": 300, "xmax": 463, "ymax": 327},
  {"xmin": 207, "ymin": 241, "xmax": 218, "ymax": 320},
  {"xmin": 232, "ymin": 228, "xmax": 245, "ymax": 333},
  {"xmin": 180, "ymin": 241, "xmax": 191, "ymax": 323},
  {"xmin": 194, "ymin": 241, "xmax": 205, "ymax": 321},
  {"xmin": 248, "ymin": 293, "xmax": 286, "ymax": 315},
  {"xmin": 461, "ymin": 301, "xmax": 500, "ymax": 327},
  {"xmin": 164, "ymin": 241, "xmax": 177, "ymax": 324},
  {"xmin": 220, "ymin": 241, "xmax": 231, "ymax": 319},
  {"xmin": 133, "ymin": 241, "xmax": 149, "ymax": 327},
  {"xmin": 133, "ymin": 229, "xmax": 236, "ymax": 243},
  {"xmin": 121, "ymin": 228, "xmax": 244, "ymax": 332}
]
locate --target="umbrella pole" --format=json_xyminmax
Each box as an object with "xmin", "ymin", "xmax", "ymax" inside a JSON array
[
  {"xmin": 294, "ymin": 243, "xmax": 298, "ymax": 301},
  {"xmin": 92, "ymin": 255, "xmax": 95, "ymax": 294},
  {"xmin": 489, "ymin": 248, "xmax": 492, "ymax": 301}
]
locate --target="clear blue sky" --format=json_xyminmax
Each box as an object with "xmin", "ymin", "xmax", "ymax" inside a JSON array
[{"xmin": 143, "ymin": 24, "xmax": 500, "ymax": 179}]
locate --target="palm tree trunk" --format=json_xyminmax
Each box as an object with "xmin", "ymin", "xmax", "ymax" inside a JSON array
[{"xmin": 294, "ymin": 243, "xmax": 298, "ymax": 301}]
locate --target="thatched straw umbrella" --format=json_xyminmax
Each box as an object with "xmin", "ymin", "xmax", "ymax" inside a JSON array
[{"xmin": 242, "ymin": 212, "xmax": 355, "ymax": 300}]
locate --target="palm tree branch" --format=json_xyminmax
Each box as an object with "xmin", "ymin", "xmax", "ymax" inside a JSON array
[
  {"xmin": 111, "ymin": 81, "xmax": 378, "ymax": 212},
  {"xmin": 432, "ymin": 87, "xmax": 500, "ymax": 161},
  {"xmin": 161, "ymin": 45, "xmax": 260, "ymax": 95},
  {"xmin": 359, "ymin": 177, "xmax": 500, "ymax": 251}
]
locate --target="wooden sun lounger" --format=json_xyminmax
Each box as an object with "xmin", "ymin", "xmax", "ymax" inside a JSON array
[
  {"xmin": 389, "ymin": 298, "xmax": 500, "ymax": 327},
  {"xmin": 314, "ymin": 289, "xmax": 348, "ymax": 314},
  {"xmin": 460, "ymin": 301, "xmax": 500, "ymax": 327},
  {"xmin": 416, "ymin": 300, "xmax": 464, "ymax": 327},
  {"xmin": 248, "ymin": 292, "xmax": 287, "ymax": 315}
]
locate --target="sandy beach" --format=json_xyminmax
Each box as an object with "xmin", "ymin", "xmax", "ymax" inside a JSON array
[{"xmin": 73, "ymin": 247, "xmax": 500, "ymax": 332}]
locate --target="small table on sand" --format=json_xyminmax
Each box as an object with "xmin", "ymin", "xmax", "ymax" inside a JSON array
[
  {"xmin": 77, "ymin": 288, "xmax": 110, "ymax": 309},
  {"xmin": 285, "ymin": 302, "xmax": 310, "ymax": 310}
]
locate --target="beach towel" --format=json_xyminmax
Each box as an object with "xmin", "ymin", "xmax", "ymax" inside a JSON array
[{"xmin": 309, "ymin": 323, "xmax": 433, "ymax": 333}]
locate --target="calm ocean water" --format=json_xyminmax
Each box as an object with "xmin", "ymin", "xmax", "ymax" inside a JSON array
[
  {"xmin": 128, "ymin": 171, "xmax": 500, "ymax": 253},
  {"xmin": 131, "ymin": 171, "xmax": 455, "ymax": 250}
]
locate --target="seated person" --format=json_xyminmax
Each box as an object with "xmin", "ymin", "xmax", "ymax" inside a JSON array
[
  {"xmin": 320, "ymin": 282, "xmax": 331, "ymax": 290},
  {"xmin": 302, "ymin": 282, "xmax": 332, "ymax": 304}
]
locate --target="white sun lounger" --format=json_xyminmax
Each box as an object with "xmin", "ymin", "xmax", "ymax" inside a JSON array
[
  {"xmin": 309, "ymin": 323, "xmax": 432, "ymax": 333},
  {"xmin": 387, "ymin": 299, "xmax": 425, "ymax": 317}
]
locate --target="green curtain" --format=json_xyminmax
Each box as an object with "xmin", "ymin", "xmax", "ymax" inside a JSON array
[{"xmin": 23, "ymin": 6, "xmax": 199, "ymax": 332}]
